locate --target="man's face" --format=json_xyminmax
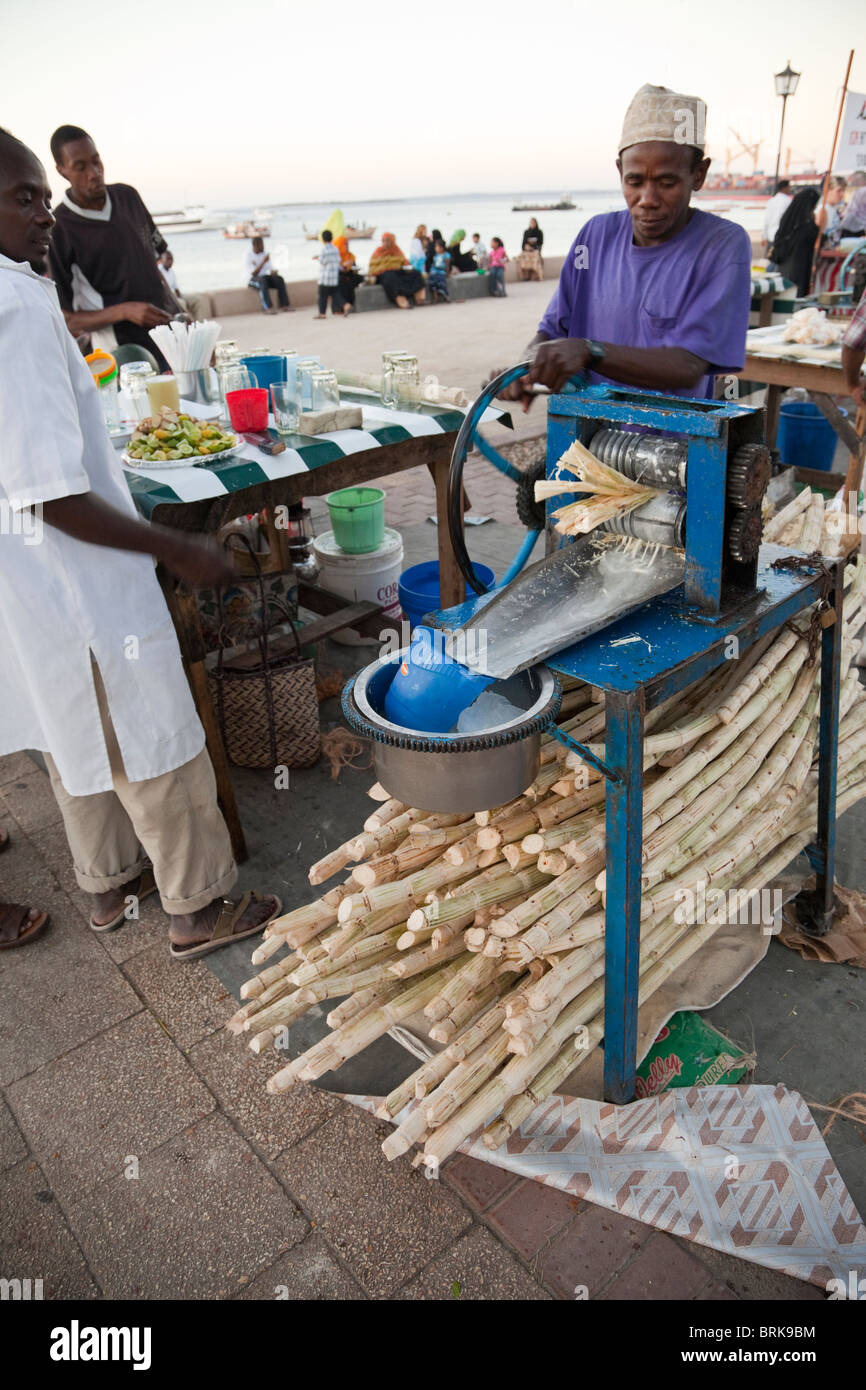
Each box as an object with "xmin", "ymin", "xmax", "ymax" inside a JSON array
[
  {"xmin": 827, "ymin": 186, "xmax": 845, "ymax": 206},
  {"xmin": 55, "ymin": 135, "xmax": 105, "ymax": 206},
  {"xmin": 617, "ymin": 142, "xmax": 710, "ymax": 246},
  {"xmin": 0, "ymin": 144, "xmax": 54, "ymax": 273}
]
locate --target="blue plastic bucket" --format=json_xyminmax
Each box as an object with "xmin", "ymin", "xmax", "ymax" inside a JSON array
[
  {"xmin": 777, "ymin": 401, "xmax": 846, "ymax": 472},
  {"xmin": 398, "ymin": 560, "xmax": 495, "ymax": 631}
]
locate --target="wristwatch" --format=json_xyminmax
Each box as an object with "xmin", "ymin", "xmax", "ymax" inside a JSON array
[{"xmin": 585, "ymin": 339, "xmax": 606, "ymax": 370}]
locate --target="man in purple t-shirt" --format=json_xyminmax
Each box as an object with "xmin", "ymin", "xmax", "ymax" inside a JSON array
[{"xmin": 500, "ymin": 84, "xmax": 752, "ymax": 408}]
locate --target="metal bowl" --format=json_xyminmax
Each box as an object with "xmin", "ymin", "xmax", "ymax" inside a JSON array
[{"xmin": 343, "ymin": 650, "xmax": 561, "ymax": 812}]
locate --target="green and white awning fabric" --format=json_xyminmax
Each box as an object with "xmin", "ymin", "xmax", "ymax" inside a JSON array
[
  {"xmin": 120, "ymin": 399, "xmax": 505, "ymax": 519},
  {"xmin": 750, "ymin": 272, "xmax": 792, "ymax": 297}
]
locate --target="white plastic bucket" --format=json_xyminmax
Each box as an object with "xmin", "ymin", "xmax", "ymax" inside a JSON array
[{"xmin": 313, "ymin": 528, "xmax": 404, "ymax": 642}]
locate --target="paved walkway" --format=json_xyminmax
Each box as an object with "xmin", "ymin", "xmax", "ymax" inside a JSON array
[{"xmin": 0, "ymin": 749, "xmax": 824, "ymax": 1301}]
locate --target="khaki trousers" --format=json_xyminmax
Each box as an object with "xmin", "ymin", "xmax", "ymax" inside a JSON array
[{"xmin": 45, "ymin": 663, "xmax": 237, "ymax": 915}]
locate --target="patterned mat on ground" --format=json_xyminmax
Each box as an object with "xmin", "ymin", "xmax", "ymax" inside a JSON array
[{"xmin": 349, "ymin": 1084, "xmax": 866, "ymax": 1293}]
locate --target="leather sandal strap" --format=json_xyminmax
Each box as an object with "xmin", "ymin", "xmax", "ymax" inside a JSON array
[{"xmin": 210, "ymin": 891, "xmax": 253, "ymax": 942}]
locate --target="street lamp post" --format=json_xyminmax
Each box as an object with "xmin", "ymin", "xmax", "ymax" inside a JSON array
[{"xmin": 773, "ymin": 61, "xmax": 801, "ymax": 189}]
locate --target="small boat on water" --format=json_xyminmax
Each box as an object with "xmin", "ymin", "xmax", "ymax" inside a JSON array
[
  {"xmin": 304, "ymin": 222, "xmax": 375, "ymax": 240},
  {"xmin": 224, "ymin": 219, "xmax": 272, "ymax": 240},
  {"xmin": 154, "ymin": 206, "xmax": 222, "ymax": 234},
  {"xmin": 512, "ymin": 197, "xmax": 577, "ymax": 212}
]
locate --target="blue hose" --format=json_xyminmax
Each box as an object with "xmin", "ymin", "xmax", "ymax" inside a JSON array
[{"xmin": 497, "ymin": 528, "xmax": 542, "ymax": 588}]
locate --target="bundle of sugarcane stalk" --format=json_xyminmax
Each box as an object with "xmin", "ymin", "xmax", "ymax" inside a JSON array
[
  {"xmin": 533, "ymin": 436, "xmax": 660, "ymax": 536},
  {"xmin": 763, "ymin": 486, "xmax": 861, "ymax": 558},
  {"xmin": 228, "ymin": 556, "xmax": 866, "ymax": 1172}
]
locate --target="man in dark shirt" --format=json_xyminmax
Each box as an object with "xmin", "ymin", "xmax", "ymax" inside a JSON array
[{"xmin": 48, "ymin": 125, "xmax": 176, "ymax": 364}]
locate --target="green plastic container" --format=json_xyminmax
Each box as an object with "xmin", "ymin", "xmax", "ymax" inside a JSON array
[{"xmin": 326, "ymin": 487, "xmax": 386, "ymax": 554}]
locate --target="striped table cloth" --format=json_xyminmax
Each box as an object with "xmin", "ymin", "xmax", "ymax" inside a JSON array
[{"xmin": 119, "ymin": 397, "xmax": 504, "ymax": 519}]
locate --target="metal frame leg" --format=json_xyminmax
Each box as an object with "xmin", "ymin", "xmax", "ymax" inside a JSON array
[
  {"xmin": 801, "ymin": 559, "xmax": 844, "ymax": 933},
  {"xmin": 603, "ymin": 690, "xmax": 644, "ymax": 1103}
]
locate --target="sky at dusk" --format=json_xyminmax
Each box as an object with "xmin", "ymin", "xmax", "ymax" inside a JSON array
[{"xmin": 3, "ymin": 0, "xmax": 862, "ymax": 208}]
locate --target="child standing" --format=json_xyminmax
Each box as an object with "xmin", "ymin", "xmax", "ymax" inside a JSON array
[
  {"xmin": 314, "ymin": 229, "xmax": 347, "ymax": 318},
  {"xmin": 428, "ymin": 239, "xmax": 451, "ymax": 303},
  {"xmin": 471, "ymin": 232, "xmax": 488, "ymax": 268},
  {"xmin": 488, "ymin": 237, "xmax": 507, "ymax": 297}
]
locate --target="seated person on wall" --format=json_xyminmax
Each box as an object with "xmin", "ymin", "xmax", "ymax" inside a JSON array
[
  {"xmin": 368, "ymin": 232, "xmax": 426, "ymax": 309},
  {"xmin": 446, "ymin": 229, "xmax": 476, "ymax": 273},
  {"xmin": 158, "ymin": 251, "xmax": 205, "ymax": 320},
  {"xmin": 244, "ymin": 236, "xmax": 292, "ymax": 314}
]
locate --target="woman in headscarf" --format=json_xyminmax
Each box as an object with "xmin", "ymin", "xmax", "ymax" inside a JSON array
[
  {"xmin": 446, "ymin": 229, "xmax": 477, "ymax": 274},
  {"xmin": 368, "ymin": 233, "xmax": 426, "ymax": 308},
  {"xmin": 334, "ymin": 234, "xmax": 362, "ymax": 312},
  {"xmin": 409, "ymin": 225, "xmax": 428, "ymax": 272},
  {"xmin": 770, "ymin": 188, "xmax": 821, "ymax": 296}
]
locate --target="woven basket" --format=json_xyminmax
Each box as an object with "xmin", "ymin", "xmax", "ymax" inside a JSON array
[{"xmin": 209, "ymin": 536, "xmax": 320, "ymax": 770}]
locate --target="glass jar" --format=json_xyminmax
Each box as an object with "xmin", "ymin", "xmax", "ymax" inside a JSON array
[
  {"xmin": 392, "ymin": 361, "xmax": 421, "ymax": 409},
  {"xmin": 381, "ymin": 349, "xmax": 410, "ymax": 407},
  {"xmin": 311, "ymin": 368, "xmax": 340, "ymax": 413},
  {"xmin": 214, "ymin": 339, "xmax": 240, "ymax": 367},
  {"xmin": 296, "ymin": 356, "xmax": 321, "ymax": 410},
  {"xmin": 120, "ymin": 361, "xmax": 156, "ymax": 421}
]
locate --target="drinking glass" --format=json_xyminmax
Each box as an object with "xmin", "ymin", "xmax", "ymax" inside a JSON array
[
  {"xmin": 270, "ymin": 381, "xmax": 300, "ymax": 435},
  {"xmin": 217, "ymin": 364, "xmax": 255, "ymax": 422},
  {"xmin": 381, "ymin": 349, "xmax": 409, "ymax": 407},
  {"xmin": 145, "ymin": 374, "xmax": 181, "ymax": 415},
  {"xmin": 214, "ymin": 339, "xmax": 240, "ymax": 367},
  {"xmin": 311, "ymin": 369, "xmax": 339, "ymax": 413},
  {"xmin": 392, "ymin": 359, "xmax": 420, "ymax": 409},
  {"xmin": 296, "ymin": 356, "xmax": 321, "ymax": 411},
  {"xmin": 120, "ymin": 361, "xmax": 156, "ymax": 421}
]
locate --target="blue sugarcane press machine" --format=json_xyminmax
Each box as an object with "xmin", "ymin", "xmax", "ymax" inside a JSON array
[{"xmin": 344, "ymin": 367, "xmax": 845, "ymax": 1103}]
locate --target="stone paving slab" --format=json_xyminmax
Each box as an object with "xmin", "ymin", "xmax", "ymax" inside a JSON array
[
  {"xmin": 0, "ymin": 868, "xmax": 141, "ymax": 1086},
  {"xmin": 1, "ymin": 1159, "xmax": 99, "ymax": 1300},
  {"xmin": 398, "ymin": 1224, "xmax": 552, "ymax": 1301},
  {"xmin": 0, "ymin": 752, "xmax": 40, "ymax": 788},
  {"xmin": 67, "ymin": 1111, "xmax": 308, "ymax": 1300},
  {"xmin": 486, "ymin": 1178, "xmax": 584, "ymax": 1261},
  {"xmin": 7, "ymin": 1012, "xmax": 215, "ymax": 1202},
  {"xmin": 441, "ymin": 1152, "xmax": 521, "ymax": 1213},
  {"xmin": 600, "ymin": 1232, "xmax": 713, "ymax": 1301},
  {"xmin": 188, "ymin": 1028, "xmax": 341, "ymax": 1161},
  {"xmin": 275, "ymin": 1103, "xmax": 472, "ymax": 1297},
  {"xmin": 235, "ymin": 1233, "xmax": 366, "ymax": 1301},
  {"xmin": 0, "ymin": 770, "xmax": 65, "ymax": 836},
  {"xmin": 533, "ymin": 1203, "xmax": 654, "ymax": 1300},
  {"xmin": 674, "ymin": 1236, "xmax": 825, "ymax": 1302},
  {"xmin": 0, "ymin": 1094, "xmax": 28, "ymax": 1171},
  {"xmin": 122, "ymin": 942, "xmax": 236, "ymax": 1050}
]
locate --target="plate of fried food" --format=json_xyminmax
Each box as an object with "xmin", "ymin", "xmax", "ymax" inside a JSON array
[{"xmin": 122, "ymin": 408, "xmax": 241, "ymax": 469}]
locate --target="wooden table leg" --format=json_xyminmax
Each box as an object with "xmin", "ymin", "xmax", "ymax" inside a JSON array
[
  {"xmin": 764, "ymin": 383, "xmax": 783, "ymax": 451},
  {"xmin": 843, "ymin": 403, "xmax": 866, "ymax": 501},
  {"xmin": 758, "ymin": 291, "xmax": 774, "ymax": 328},
  {"xmin": 164, "ymin": 580, "xmax": 248, "ymax": 865},
  {"xmin": 431, "ymin": 454, "xmax": 465, "ymax": 608}
]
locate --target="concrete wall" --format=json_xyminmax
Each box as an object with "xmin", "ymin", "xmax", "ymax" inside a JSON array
[{"xmin": 202, "ymin": 254, "xmax": 567, "ymax": 320}]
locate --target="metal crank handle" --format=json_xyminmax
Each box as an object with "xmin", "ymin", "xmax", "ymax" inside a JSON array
[{"xmin": 548, "ymin": 722, "xmax": 622, "ymax": 785}]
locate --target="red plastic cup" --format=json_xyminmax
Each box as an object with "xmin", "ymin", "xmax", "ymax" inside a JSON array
[{"xmin": 226, "ymin": 387, "xmax": 268, "ymax": 433}]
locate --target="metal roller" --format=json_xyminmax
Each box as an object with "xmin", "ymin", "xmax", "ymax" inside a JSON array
[
  {"xmin": 590, "ymin": 429, "xmax": 771, "ymax": 510},
  {"xmin": 603, "ymin": 491, "xmax": 686, "ymax": 548},
  {"xmin": 589, "ymin": 428, "xmax": 687, "ymax": 488}
]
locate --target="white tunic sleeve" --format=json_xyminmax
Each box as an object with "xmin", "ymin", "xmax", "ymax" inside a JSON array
[{"xmin": 0, "ymin": 288, "xmax": 90, "ymax": 510}]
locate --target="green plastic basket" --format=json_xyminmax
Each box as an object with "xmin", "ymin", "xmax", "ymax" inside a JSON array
[{"xmin": 326, "ymin": 487, "xmax": 386, "ymax": 554}]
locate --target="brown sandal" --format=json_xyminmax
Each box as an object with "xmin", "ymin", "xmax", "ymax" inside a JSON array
[
  {"xmin": 90, "ymin": 863, "xmax": 158, "ymax": 933},
  {"xmin": 169, "ymin": 890, "xmax": 282, "ymax": 960},
  {"xmin": 0, "ymin": 903, "xmax": 50, "ymax": 949}
]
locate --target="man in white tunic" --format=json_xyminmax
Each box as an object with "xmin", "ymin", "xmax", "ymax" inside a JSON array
[{"xmin": 0, "ymin": 129, "xmax": 279, "ymax": 955}]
